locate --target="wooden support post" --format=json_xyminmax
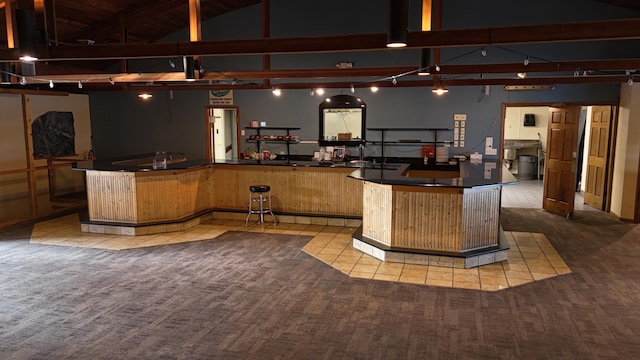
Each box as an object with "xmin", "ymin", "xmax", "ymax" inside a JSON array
[
  {"xmin": 189, "ymin": 0, "xmax": 202, "ymax": 79},
  {"xmin": 4, "ymin": 0, "xmax": 16, "ymax": 48},
  {"xmin": 21, "ymin": 94, "xmax": 38, "ymax": 217}
]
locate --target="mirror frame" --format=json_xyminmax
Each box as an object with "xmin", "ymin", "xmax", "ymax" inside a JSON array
[{"xmin": 318, "ymin": 95, "xmax": 366, "ymax": 146}]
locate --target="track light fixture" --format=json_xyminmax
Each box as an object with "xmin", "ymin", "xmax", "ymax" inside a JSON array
[
  {"xmin": 78, "ymin": 81, "xmax": 83, "ymax": 89},
  {"xmin": 481, "ymin": 47, "xmax": 487, "ymax": 57},
  {"xmin": 435, "ymin": 64, "xmax": 440, "ymax": 72},
  {"xmin": 316, "ymin": 88, "xmax": 325, "ymax": 95},
  {"xmin": 523, "ymin": 57, "xmax": 530, "ymax": 66},
  {"xmin": 169, "ymin": 59, "xmax": 176, "ymax": 68},
  {"xmin": 272, "ymin": 87, "xmax": 281, "ymax": 96},
  {"xmin": 517, "ymin": 72, "xmax": 527, "ymax": 79},
  {"xmin": 20, "ymin": 76, "xmax": 27, "ymax": 85},
  {"xmin": 350, "ymin": 84, "xmax": 355, "ymax": 93},
  {"xmin": 370, "ymin": 86, "xmax": 379, "ymax": 93},
  {"xmin": 628, "ymin": 74, "xmax": 634, "ymax": 86},
  {"xmin": 310, "ymin": 89, "xmax": 315, "ymax": 96},
  {"xmin": 392, "ymin": 76, "xmax": 397, "ymax": 85},
  {"xmin": 108, "ymin": 77, "xmax": 115, "ymax": 85},
  {"xmin": 49, "ymin": 80, "xmax": 54, "ymax": 88}
]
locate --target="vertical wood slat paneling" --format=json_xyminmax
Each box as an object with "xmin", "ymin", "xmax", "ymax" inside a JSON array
[
  {"xmin": 391, "ymin": 189, "xmax": 463, "ymax": 251},
  {"xmin": 211, "ymin": 165, "xmax": 363, "ymax": 217},
  {"xmin": 86, "ymin": 168, "xmax": 214, "ymax": 224},
  {"xmin": 461, "ymin": 187, "xmax": 501, "ymax": 250},
  {"xmin": 135, "ymin": 168, "xmax": 214, "ymax": 222},
  {"xmin": 86, "ymin": 171, "xmax": 137, "ymax": 222},
  {"xmin": 362, "ymin": 182, "xmax": 393, "ymax": 245},
  {"xmin": 361, "ymin": 184, "xmax": 501, "ymax": 253}
]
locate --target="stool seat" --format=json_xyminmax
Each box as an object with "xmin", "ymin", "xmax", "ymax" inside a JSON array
[
  {"xmin": 246, "ymin": 184, "xmax": 277, "ymax": 227},
  {"xmin": 250, "ymin": 185, "xmax": 271, "ymax": 193}
]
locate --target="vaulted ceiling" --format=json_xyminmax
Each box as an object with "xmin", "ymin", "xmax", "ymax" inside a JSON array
[{"xmin": 1, "ymin": 0, "xmax": 640, "ymax": 91}]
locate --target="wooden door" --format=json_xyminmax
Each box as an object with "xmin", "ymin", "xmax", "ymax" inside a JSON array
[
  {"xmin": 543, "ymin": 106, "xmax": 580, "ymax": 217},
  {"xmin": 583, "ymin": 106, "xmax": 612, "ymax": 209}
]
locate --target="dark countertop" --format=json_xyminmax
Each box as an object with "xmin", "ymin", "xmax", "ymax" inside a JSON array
[
  {"xmin": 73, "ymin": 156, "xmax": 516, "ymax": 189},
  {"xmin": 347, "ymin": 160, "xmax": 518, "ymax": 188}
]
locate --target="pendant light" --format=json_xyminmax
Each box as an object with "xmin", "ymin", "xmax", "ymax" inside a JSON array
[{"xmin": 387, "ymin": 0, "xmax": 409, "ymax": 48}]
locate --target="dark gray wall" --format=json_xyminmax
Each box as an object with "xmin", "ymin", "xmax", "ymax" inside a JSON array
[{"xmin": 88, "ymin": 0, "xmax": 636, "ymax": 160}]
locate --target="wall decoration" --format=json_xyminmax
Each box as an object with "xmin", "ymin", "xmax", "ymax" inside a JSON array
[
  {"xmin": 31, "ymin": 111, "xmax": 76, "ymax": 158},
  {"xmin": 209, "ymin": 89, "xmax": 233, "ymax": 105}
]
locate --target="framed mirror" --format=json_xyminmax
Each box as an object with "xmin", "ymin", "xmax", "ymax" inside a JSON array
[{"xmin": 319, "ymin": 95, "xmax": 366, "ymax": 146}]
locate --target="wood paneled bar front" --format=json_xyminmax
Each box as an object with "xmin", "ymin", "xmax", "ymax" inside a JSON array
[
  {"xmin": 84, "ymin": 166, "xmax": 214, "ymax": 224},
  {"xmin": 348, "ymin": 161, "xmax": 518, "ymax": 268},
  {"xmin": 74, "ymin": 158, "xmax": 365, "ymax": 232}
]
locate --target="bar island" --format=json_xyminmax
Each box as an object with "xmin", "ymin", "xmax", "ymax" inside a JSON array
[
  {"xmin": 348, "ymin": 160, "xmax": 517, "ymax": 268},
  {"xmin": 74, "ymin": 157, "xmax": 516, "ymax": 267}
]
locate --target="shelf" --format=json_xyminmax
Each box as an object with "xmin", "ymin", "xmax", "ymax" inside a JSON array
[
  {"xmin": 367, "ymin": 141, "xmax": 452, "ymax": 145},
  {"xmin": 247, "ymin": 140, "xmax": 301, "ymax": 144},
  {"xmin": 367, "ymin": 127, "xmax": 453, "ymax": 131},
  {"xmin": 245, "ymin": 126, "xmax": 301, "ymax": 130},
  {"xmin": 366, "ymin": 127, "xmax": 453, "ymax": 161},
  {"xmin": 245, "ymin": 126, "xmax": 300, "ymax": 158},
  {"xmin": 319, "ymin": 139, "xmax": 365, "ymax": 147}
]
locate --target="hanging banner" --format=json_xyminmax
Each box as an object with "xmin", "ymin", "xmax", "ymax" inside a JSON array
[{"xmin": 209, "ymin": 89, "xmax": 233, "ymax": 105}]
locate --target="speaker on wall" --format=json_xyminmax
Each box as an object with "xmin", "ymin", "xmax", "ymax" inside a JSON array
[{"xmin": 524, "ymin": 114, "xmax": 536, "ymax": 127}]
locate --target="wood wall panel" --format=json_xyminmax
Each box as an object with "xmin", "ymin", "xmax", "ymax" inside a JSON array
[
  {"xmin": 361, "ymin": 183, "xmax": 502, "ymax": 253},
  {"xmin": 211, "ymin": 165, "xmax": 363, "ymax": 217},
  {"xmin": 461, "ymin": 187, "xmax": 501, "ymax": 250},
  {"xmin": 86, "ymin": 167, "xmax": 214, "ymax": 224},
  {"xmin": 86, "ymin": 171, "xmax": 138, "ymax": 222},
  {"xmin": 362, "ymin": 182, "xmax": 393, "ymax": 245},
  {"xmin": 135, "ymin": 168, "xmax": 214, "ymax": 223},
  {"xmin": 390, "ymin": 188, "xmax": 463, "ymax": 251}
]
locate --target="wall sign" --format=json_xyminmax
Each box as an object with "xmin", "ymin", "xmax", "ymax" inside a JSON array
[{"xmin": 209, "ymin": 89, "xmax": 233, "ymax": 105}]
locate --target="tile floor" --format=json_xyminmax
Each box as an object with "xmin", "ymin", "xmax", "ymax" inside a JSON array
[{"xmin": 30, "ymin": 213, "xmax": 572, "ymax": 292}]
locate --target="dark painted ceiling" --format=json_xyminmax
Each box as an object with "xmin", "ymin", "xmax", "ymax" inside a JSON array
[{"xmin": 1, "ymin": 0, "xmax": 639, "ymax": 91}]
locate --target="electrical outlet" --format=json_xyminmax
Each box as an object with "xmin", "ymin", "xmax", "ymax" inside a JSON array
[
  {"xmin": 460, "ymin": 134, "xmax": 465, "ymax": 140},
  {"xmin": 460, "ymin": 120, "xmax": 465, "ymax": 127},
  {"xmin": 459, "ymin": 114, "xmax": 467, "ymax": 120},
  {"xmin": 454, "ymin": 141, "xmax": 459, "ymax": 147},
  {"xmin": 460, "ymin": 141, "xmax": 465, "ymax": 147}
]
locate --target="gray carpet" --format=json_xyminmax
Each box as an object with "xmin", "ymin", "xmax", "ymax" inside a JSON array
[{"xmin": 1, "ymin": 210, "xmax": 639, "ymax": 359}]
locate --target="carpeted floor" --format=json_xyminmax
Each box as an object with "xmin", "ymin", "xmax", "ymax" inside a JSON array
[{"xmin": 1, "ymin": 209, "xmax": 639, "ymax": 359}]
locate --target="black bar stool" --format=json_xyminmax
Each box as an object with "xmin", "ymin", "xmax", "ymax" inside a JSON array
[{"xmin": 246, "ymin": 185, "xmax": 277, "ymax": 226}]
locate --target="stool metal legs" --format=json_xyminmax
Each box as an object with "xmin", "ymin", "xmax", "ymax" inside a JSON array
[{"xmin": 246, "ymin": 191, "xmax": 277, "ymax": 227}]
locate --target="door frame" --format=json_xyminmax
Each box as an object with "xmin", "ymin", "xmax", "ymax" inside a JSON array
[
  {"xmin": 500, "ymin": 101, "xmax": 619, "ymax": 212},
  {"xmin": 204, "ymin": 105, "xmax": 241, "ymax": 162}
]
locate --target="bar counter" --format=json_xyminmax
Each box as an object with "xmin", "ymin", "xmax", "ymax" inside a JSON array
[
  {"xmin": 73, "ymin": 158, "xmax": 370, "ymax": 225},
  {"xmin": 346, "ymin": 160, "xmax": 517, "ymax": 267}
]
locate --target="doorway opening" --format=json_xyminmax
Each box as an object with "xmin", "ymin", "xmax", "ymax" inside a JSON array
[
  {"xmin": 501, "ymin": 103, "xmax": 617, "ymax": 216},
  {"xmin": 206, "ymin": 106, "xmax": 240, "ymax": 161}
]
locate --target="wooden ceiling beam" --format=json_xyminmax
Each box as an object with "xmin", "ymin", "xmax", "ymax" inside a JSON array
[
  {"xmin": 30, "ymin": 58, "xmax": 640, "ymax": 83},
  {"xmin": 2, "ymin": 18, "xmax": 637, "ymax": 62}
]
